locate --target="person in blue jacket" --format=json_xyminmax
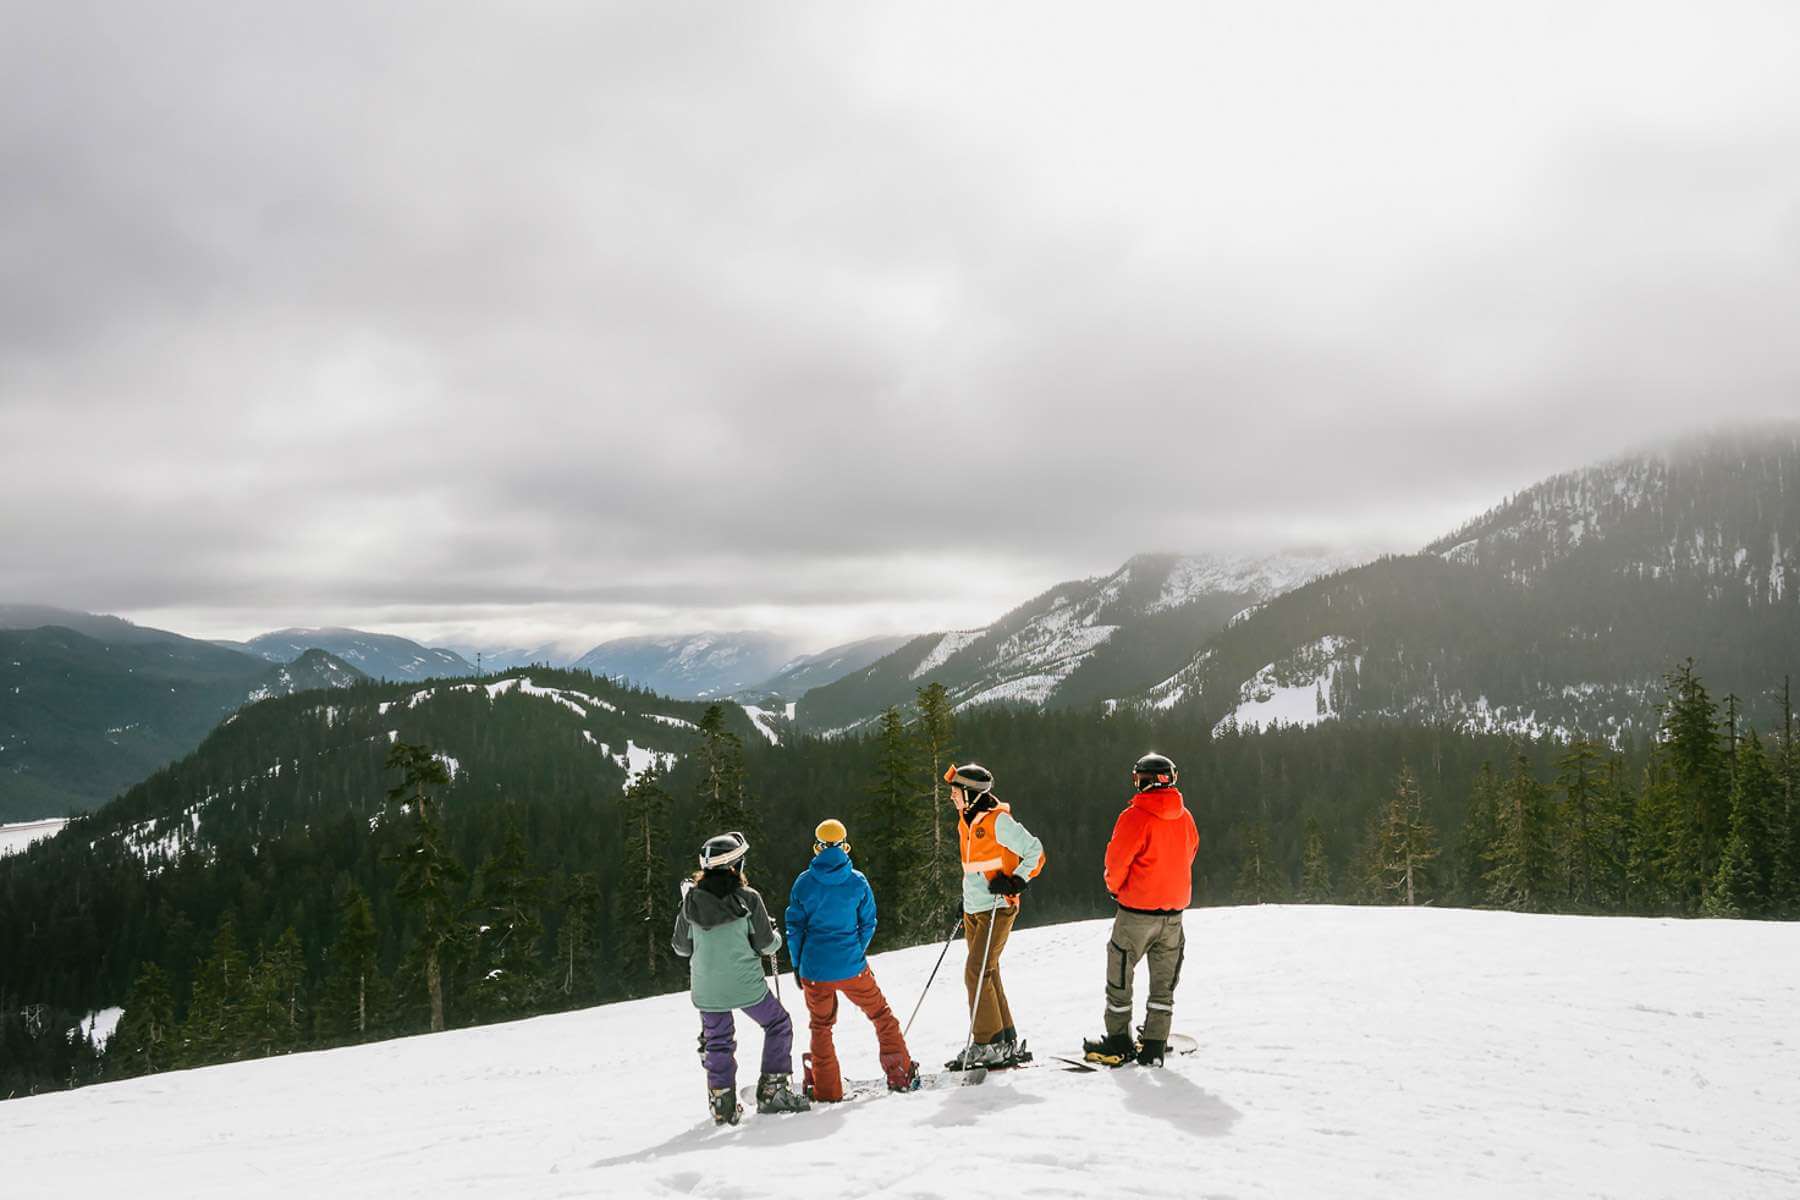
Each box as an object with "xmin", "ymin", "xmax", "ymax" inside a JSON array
[{"xmin": 785, "ymin": 819, "xmax": 918, "ymax": 1100}]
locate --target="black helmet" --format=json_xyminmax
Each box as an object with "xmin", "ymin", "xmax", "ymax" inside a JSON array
[
  {"xmin": 1133, "ymin": 752, "xmax": 1177, "ymax": 789},
  {"xmin": 699, "ymin": 830, "xmax": 749, "ymax": 870},
  {"xmin": 943, "ymin": 762, "xmax": 994, "ymax": 793}
]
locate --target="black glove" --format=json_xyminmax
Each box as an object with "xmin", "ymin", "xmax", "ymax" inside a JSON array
[{"xmin": 987, "ymin": 873, "xmax": 1029, "ymax": 896}]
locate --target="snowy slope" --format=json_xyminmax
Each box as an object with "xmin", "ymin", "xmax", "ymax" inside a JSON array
[
  {"xmin": 10, "ymin": 907, "xmax": 1798, "ymax": 1199},
  {"xmin": 0, "ymin": 817, "xmax": 67, "ymax": 856},
  {"xmin": 800, "ymin": 550, "xmax": 1368, "ymax": 733}
]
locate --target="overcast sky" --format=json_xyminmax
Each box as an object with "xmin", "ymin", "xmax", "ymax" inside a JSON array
[{"xmin": 4, "ymin": 1, "xmax": 1798, "ymax": 653}]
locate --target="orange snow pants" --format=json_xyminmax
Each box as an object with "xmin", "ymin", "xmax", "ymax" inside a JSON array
[{"xmin": 800, "ymin": 967, "xmax": 911, "ymax": 1101}]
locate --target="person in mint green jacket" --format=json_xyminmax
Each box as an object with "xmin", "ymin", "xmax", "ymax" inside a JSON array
[{"xmin": 671, "ymin": 831, "xmax": 810, "ymax": 1125}]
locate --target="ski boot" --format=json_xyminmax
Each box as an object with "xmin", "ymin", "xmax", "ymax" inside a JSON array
[
  {"xmin": 1136, "ymin": 1038, "xmax": 1166, "ymax": 1068},
  {"xmin": 1082, "ymin": 1032, "xmax": 1136, "ymax": 1067},
  {"xmin": 755, "ymin": 1072, "xmax": 811, "ymax": 1114},
  {"xmin": 708, "ymin": 1085, "xmax": 740, "ymax": 1126}
]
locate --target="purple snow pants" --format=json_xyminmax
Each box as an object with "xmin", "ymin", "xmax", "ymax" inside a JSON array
[{"xmin": 699, "ymin": 990, "xmax": 793, "ymax": 1088}]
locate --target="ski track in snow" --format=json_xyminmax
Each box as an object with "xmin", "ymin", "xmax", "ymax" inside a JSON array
[{"xmin": 7, "ymin": 907, "xmax": 1798, "ymax": 1199}]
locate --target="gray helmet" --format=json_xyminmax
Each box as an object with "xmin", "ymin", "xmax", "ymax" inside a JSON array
[
  {"xmin": 699, "ymin": 831, "xmax": 749, "ymax": 870},
  {"xmin": 943, "ymin": 762, "xmax": 994, "ymax": 793}
]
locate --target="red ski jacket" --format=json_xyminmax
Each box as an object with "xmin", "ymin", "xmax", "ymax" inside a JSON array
[{"xmin": 1103, "ymin": 787, "xmax": 1199, "ymax": 912}]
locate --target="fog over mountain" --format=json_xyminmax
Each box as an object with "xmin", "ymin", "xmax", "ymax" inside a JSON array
[{"xmin": 5, "ymin": 3, "xmax": 1798, "ymax": 650}]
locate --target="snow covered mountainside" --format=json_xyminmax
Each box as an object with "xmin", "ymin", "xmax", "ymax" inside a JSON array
[
  {"xmin": 239, "ymin": 628, "xmax": 475, "ymax": 681},
  {"xmin": 1135, "ymin": 428, "xmax": 1800, "ymax": 737},
  {"xmin": 242, "ymin": 648, "xmax": 365, "ymax": 703},
  {"xmin": 1426, "ymin": 427, "xmax": 1798, "ymax": 598},
  {"xmin": 571, "ymin": 632, "xmax": 801, "ymax": 700},
  {"xmin": 798, "ymin": 549, "xmax": 1366, "ymax": 734},
  {"xmin": 10, "ymin": 906, "xmax": 1797, "ymax": 1198}
]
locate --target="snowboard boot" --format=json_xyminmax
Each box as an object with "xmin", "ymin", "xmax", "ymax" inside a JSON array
[
  {"xmin": 944, "ymin": 1040, "xmax": 1007, "ymax": 1071},
  {"xmin": 1082, "ymin": 1032, "xmax": 1136, "ymax": 1067},
  {"xmin": 1136, "ymin": 1038, "xmax": 1166, "ymax": 1068},
  {"xmin": 755, "ymin": 1072, "xmax": 811, "ymax": 1114},
  {"xmin": 884, "ymin": 1056, "xmax": 921, "ymax": 1093},
  {"xmin": 708, "ymin": 1085, "xmax": 740, "ymax": 1126}
]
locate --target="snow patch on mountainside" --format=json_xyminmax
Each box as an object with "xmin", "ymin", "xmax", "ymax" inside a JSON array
[
  {"xmin": 643, "ymin": 713, "xmax": 698, "ymax": 731},
  {"xmin": 10, "ymin": 907, "xmax": 1798, "ymax": 1199},
  {"xmin": 616, "ymin": 740, "xmax": 677, "ymax": 789},
  {"xmin": 1148, "ymin": 550, "xmax": 1369, "ymax": 613},
  {"xmin": 740, "ymin": 705, "xmax": 783, "ymax": 745},
  {"xmin": 1214, "ymin": 636, "xmax": 1358, "ymax": 734},
  {"xmin": 910, "ymin": 630, "xmax": 982, "ymax": 679}
]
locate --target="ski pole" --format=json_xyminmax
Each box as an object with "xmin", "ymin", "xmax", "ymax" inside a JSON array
[
  {"xmin": 958, "ymin": 905, "xmax": 1001, "ymax": 1068},
  {"xmin": 902, "ymin": 912, "xmax": 966, "ymax": 1040}
]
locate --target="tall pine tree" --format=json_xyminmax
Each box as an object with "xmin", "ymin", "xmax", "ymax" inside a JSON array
[
  {"xmin": 1456, "ymin": 762, "xmax": 1500, "ymax": 905},
  {"xmin": 1705, "ymin": 731, "xmax": 1779, "ymax": 917},
  {"xmin": 106, "ymin": 962, "xmax": 175, "ymax": 1079},
  {"xmin": 1299, "ymin": 815, "xmax": 1333, "ymax": 902},
  {"xmin": 1660, "ymin": 660, "xmax": 1729, "ymax": 910},
  {"xmin": 865, "ymin": 707, "xmax": 934, "ymax": 942},
  {"xmin": 618, "ymin": 764, "xmax": 675, "ymax": 990},
  {"xmin": 468, "ymin": 813, "xmax": 547, "ymax": 1020},
  {"xmin": 1370, "ymin": 764, "xmax": 1439, "ymax": 906},
  {"xmin": 555, "ymin": 871, "xmax": 603, "ymax": 1004},
  {"xmin": 179, "ymin": 915, "xmax": 250, "ymax": 1066},
  {"xmin": 384, "ymin": 741, "xmax": 465, "ymax": 1033},
  {"xmin": 1485, "ymin": 752, "xmax": 1554, "ymax": 912},
  {"xmin": 915, "ymin": 683, "xmax": 959, "ymax": 897},
  {"xmin": 244, "ymin": 926, "xmax": 306, "ymax": 1058},
  {"xmin": 695, "ymin": 705, "xmax": 756, "ymax": 848},
  {"xmin": 1554, "ymin": 740, "xmax": 1623, "ymax": 911},
  {"xmin": 1234, "ymin": 822, "xmax": 1286, "ymax": 904},
  {"xmin": 317, "ymin": 886, "xmax": 385, "ymax": 1043}
]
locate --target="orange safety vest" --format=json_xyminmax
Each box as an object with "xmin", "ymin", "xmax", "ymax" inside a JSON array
[{"xmin": 958, "ymin": 801, "xmax": 1046, "ymax": 896}]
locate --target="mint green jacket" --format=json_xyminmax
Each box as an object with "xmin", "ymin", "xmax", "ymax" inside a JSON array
[{"xmin": 671, "ymin": 876, "xmax": 781, "ymax": 1012}]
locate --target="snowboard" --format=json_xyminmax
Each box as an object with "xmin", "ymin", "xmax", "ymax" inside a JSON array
[
  {"xmin": 739, "ymin": 1067, "xmax": 981, "ymax": 1110},
  {"xmin": 1057, "ymin": 1031, "xmax": 1198, "ymax": 1072}
]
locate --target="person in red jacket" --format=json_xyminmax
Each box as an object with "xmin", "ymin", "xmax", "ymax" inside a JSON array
[{"xmin": 1084, "ymin": 751, "xmax": 1199, "ymax": 1067}]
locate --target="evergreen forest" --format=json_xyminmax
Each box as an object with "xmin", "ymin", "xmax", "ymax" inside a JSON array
[{"xmin": 3, "ymin": 657, "xmax": 1795, "ymax": 1099}]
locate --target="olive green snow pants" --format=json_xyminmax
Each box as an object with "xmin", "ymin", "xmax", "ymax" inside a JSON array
[{"xmin": 1104, "ymin": 909, "xmax": 1185, "ymax": 1041}]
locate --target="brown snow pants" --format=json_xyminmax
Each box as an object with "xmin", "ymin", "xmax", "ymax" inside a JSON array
[
  {"xmin": 1104, "ymin": 908, "xmax": 1185, "ymax": 1041},
  {"xmin": 801, "ymin": 967, "xmax": 911, "ymax": 1101},
  {"xmin": 963, "ymin": 905, "xmax": 1018, "ymax": 1044}
]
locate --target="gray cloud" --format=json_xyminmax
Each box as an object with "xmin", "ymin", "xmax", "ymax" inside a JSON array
[{"xmin": 4, "ymin": 1, "xmax": 1798, "ymax": 649}]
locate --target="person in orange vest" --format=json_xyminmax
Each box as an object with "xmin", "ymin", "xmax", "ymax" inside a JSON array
[
  {"xmin": 943, "ymin": 762, "xmax": 1045, "ymax": 1070},
  {"xmin": 1084, "ymin": 752, "xmax": 1199, "ymax": 1067}
]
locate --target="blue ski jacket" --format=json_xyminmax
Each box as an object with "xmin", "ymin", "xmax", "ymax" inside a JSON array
[{"xmin": 785, "ymin": 846, "xmax": 877, "ymax": 984}]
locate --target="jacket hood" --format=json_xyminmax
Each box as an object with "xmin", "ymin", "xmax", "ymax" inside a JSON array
[
  {"xmin": 1130, "ymin": 786, "xmax": 1189, "ymax": 820},
  {"xmin": 807, "ymin": 845, "xmax": 856, "ymax": 885},
  {"xmin": 683, "ymin": 877, "xmax": 750, "ymax": 930}
]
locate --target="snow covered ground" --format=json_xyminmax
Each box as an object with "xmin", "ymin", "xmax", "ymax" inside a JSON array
[
  {"xmin": 8, "ymin": 907, "xmax": 1798, "ymax": 1199},
  {"xmin": 0, "ymin": 818, "xmax": 68, "ymax": 856}
]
